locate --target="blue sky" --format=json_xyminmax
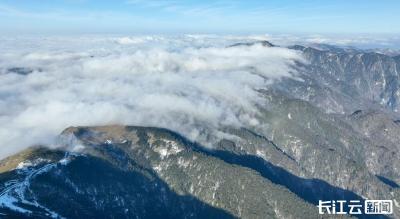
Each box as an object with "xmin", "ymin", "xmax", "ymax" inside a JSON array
[{"xmin": 0, "ymin": 0, "xmax": 399, "ymax": 35}]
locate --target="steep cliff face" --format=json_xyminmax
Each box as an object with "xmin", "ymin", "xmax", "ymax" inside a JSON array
[{"xmin": 279, "ymin": 45, "xmax": 400, "ymax": 114}]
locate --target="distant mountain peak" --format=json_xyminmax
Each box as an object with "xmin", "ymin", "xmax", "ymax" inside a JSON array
[{"xmin": 228, "ymin": 40, "xmax": 275, "ymax": 48}]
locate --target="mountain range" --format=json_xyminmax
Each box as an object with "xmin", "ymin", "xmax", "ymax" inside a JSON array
[{"xmin": 0, "ymin": 40, "xmax": 399, "ymax": 218}]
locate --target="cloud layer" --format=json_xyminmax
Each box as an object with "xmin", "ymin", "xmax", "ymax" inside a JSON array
[{"xmin": 0, "ymin": 35, "xmax": 303, "ymax": 158}]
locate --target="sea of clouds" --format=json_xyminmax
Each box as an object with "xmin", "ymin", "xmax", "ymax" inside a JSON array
[{"xmin": 0, "ymin": 35, "xmax": 303, "ymax": 159}]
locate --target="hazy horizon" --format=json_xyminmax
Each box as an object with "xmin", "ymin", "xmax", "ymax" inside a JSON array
[{"xmin": 1, "ymin": 0, "xmax": 399, "ymax": 35}]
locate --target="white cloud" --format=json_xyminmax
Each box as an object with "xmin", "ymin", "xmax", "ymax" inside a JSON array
[{"xmin": 0, "ymin": 35, "xmax": 303, "ymax": 159}]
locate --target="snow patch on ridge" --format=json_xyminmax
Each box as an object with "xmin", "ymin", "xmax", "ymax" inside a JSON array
[{"xmin": 0, "ymin": 153, "xmax": 73, "ymax": 218}]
